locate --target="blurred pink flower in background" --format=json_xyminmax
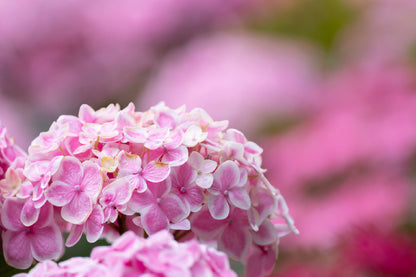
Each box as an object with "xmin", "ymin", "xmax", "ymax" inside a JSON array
[
  {"xmin": 272, "ymin": 228, "xmax": 416, "ymax": 277},
  {"xmin": 339, "ymin": 0, "xmax": 416, "ymax": 66},
  {"xmin": 0, "ymin": 95, "xmax": 32, "ymax": 148},
  {"xmin": 137, "ymin": 33, "xmax": 322, "ymax": 133},
  {"xmin": 0, "ymin": 0, "xmax": 259, "ymax": 116},
  {"xmin": 262, "ymin": 65, "xmax": 416, "ymax": 248}
]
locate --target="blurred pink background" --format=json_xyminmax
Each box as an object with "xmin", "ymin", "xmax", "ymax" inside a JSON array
[{"xmin": 1, "ymin": 0, "xmax": 416, "ymax": 276}]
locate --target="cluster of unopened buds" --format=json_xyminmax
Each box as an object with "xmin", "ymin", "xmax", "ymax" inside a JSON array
[{"xmin": 0, "ymin": 103, "xmax": 297, "ymax": 277}]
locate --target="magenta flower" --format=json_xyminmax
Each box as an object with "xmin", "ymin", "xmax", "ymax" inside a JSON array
[
  {"xmin": 1, "ymin": 198, "xmax": 63, "ymax": 269},
  {"xmin": 46, "ymin": 156, "xmax": 102, "ymax": 224},
  {"xmin": 208, "ymin": 160, "xmax": 251, "ymax": 220}
]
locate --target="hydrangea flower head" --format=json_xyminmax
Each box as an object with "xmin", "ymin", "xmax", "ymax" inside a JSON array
[
  {"xmin": 16, "ymin": 230, "xmax": 237, "ymax": 277},
  {"xmin": 1, "ymin": 103, "xmax": 297, "ymax": 277}
]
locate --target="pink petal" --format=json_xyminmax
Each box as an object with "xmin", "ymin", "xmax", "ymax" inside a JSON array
[
  {"xmin": 148, "ymin": 180, "xmax": 170, "ymax": 199},
  {"xmin": 128, "ymin": 190, "xmax": 155, "ymax": 212},
  {"xmin": 21, "ymin": 199, "xmax": 40, "ymax": 227},
  {"xmin": 32, "ymin": 182, "xmax": 45, "ymax": 201},
  {"xmin": 31, "ymin": 225, "xmax": 63, "ymax": 261},
  {"xmin": 184, "ymin": 186, "xmax": 205, "ymax": 212},
  {"xmin": 85, "ymin": 206, "xmax": 104, "ymax": 243},
  {"xmin": 252, "ymin": 220, "xmax": 278, "ymax": 246},
  {"xmin": 143, "ymin": 160, "xmax": 170, "ymax": 182},
  {"xmin": 236, "ymin": 168, "xmax": 248, "ymax": 188},
  {"xmin": 161, "ymin": 146, "xmax": 188, "ymax": 166},
  {"xmin": 218, "ymin": 225, "xmax": 252, "ymax": 260},
  {"xmin": 46, "ymin": 180, "xmax": 75, "ymax": 207},
  {"xmin": 1, "ymin": 198, "xmax": 25, "ymax": 231},
  {"xmin": 141, "ymin": 206, "xmax": 169, "ymax": 235},
  {"xmin": 127, "ymin": 175, "xmax": 147, "ymax": 193},
  {"xmin": 226, "ymin": 129, "xmax": 246, "ymax": 144},
  {"xmin": 78, "ymin": 104, "xmax": 96, "ymax": 123},
  {"xmin": 214, "ymin": 160, "xmax": 240, "ymax": 191},
  {"xmin": 73, "ymin": 143, "xmax": 93, "ymax": 155},
  {"xmin": 245, "ymin": 246, "xmax": 277, "ymax": 277},
  {"xmin": 159, "ymin": 194, "xmax": 189, "ymax": 223},
  {"xmin": 145, "ymin": 128, "xmax": 169, "ymax": 149},
  {"xmin": 103, "ymin": 206, "xmax": 118, "ymax": 223},
  {"xmin": 123, "ymin": 126, "xmax": 147, "ymax": 143},
  {"xmin": 102, "ymin": 178, "xmax": 133, "ymax": 206},
  {"xmin": 117, "ymin": 151, "xmax": 142, "ymax": 174},
  {"xmin": 188, "ymin": 151, "xmax": 204, "ymax": 169},
  {"xmin": 61, "ymin": 193, "xmax": 92, "ymax": 224},
  {"xmin": 249, "ymin": 188, "xmax": 277, "ymax": 229},
  {"xmin": 2, "ymin": 231, "xmax": 33, "ymax": 269},
  {"xmin": 169, "ymin": 219, "xmax": 191, "ymax": 231},
  {"xmin": 196, "ymin": 174, "xmax": 214, "ymax": 189},
  {"xmin": 52, "ymin": 157, "xmax": 82, "ymax": 186},
  {"xmin": 245, "ymin": 141, "xmax": 263, "ymax": 155},
  {"xmin": 247, "ymin": 209, "xmax": 260, "ymax": 232},
  {"xmin": 156, "ymin": 111, "xmax": 176, "ymax": 129},
  {"xmin": 33, "ymin": 203, "xmax": 54, "ymax": 228},
  {"xmin": 176, "ymin": 163, "xmax": 197, "ymax": 185},
  {"xmin": 208, "ymin": 194, "xmax": 230, "ymax": 220},
  {"xmin": 80, "ymin": 162, "xmax": 102, "ymax": 200},
  {"xmin": 182, "ymin": 125, "xmax": 207, "ymax": 147},
  {"xmin": 66, "ymin": 224, "xmax": 84, "ymax": 247},
  {"xmin": 23, "ymin": 161, "xmax": 49, "ymax": 182},
  {"xmin": 201, "ymin": 159, "xmax": 217, "ymax": 173},
  {"xmin": 228, "ymin": 187, "xmax": 251, "ymax": 210},
  {"xmin": 190, "ymin": 207, "xmax": 226, "ymax": 240}
]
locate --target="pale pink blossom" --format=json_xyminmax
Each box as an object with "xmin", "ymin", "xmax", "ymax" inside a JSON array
[
  {"xmin": 138, "ymin": 34, "xmax": 321, "ymax": 133},
  {"xmin": 20, "ymin": 230, "xmax": 237, "ymax": 277},
  {"xmin": 188, "ymin": 151, "xmax": 217, "ymax": 189},
  {"xmin": 46, "ymin": 157, "xmax": 102, "ymax": 224},
  {"xmin": 66, "ymin": 204, "xmax": 104, "ymax": 247},
  {"xmin": 117, "ymin": 150, "xmax": 170, "ymax": 192},
  {"xmin": 99, "ymin": 178, "xmax": 133, "ymax": 223},
  {"xmin": 1, "ymin": 198, "xmax": 63, "ymax": 269},
  {"xmin": 208, "ymin": 160, "xmax": 251, "ymax": 220}
]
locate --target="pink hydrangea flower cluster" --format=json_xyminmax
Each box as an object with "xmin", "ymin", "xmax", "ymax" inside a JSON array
[
  {"xmin": 15, "ymin": 230, "xmax": 237, "ymax": 277},
  {"xmin": 0, "ymin": 103, "xmax": 297, "ymax": 276}
]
